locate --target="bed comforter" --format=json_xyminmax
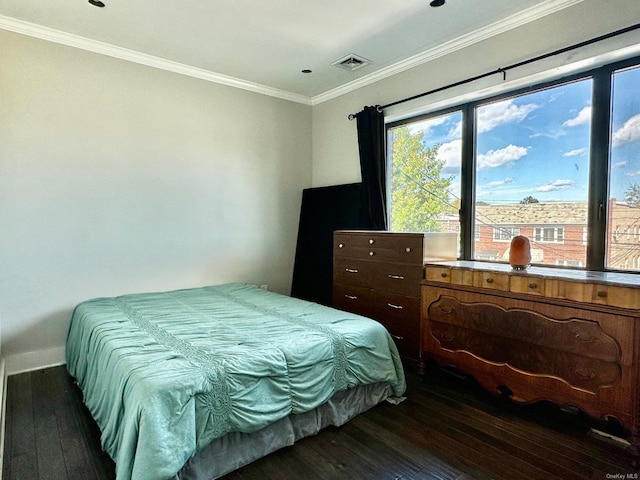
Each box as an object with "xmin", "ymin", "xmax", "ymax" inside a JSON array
[{"xmin": 66, "ymin": 283, "xmax": 406, "ymax": 480}]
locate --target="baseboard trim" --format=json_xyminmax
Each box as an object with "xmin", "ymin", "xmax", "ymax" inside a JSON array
[{"xmin": 5, "ymin": 347, "xmax": 66, "ymax": 376}]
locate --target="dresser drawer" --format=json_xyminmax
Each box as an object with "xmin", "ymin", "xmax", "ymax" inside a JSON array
[
  {"xmin": 473, "ymin": 270, "xmax": 509, "ymax": 291},
  {"xmin": 333, "ymin": 258, "xmax": 371, "ymax": 287},
  {"xmin": 333, "ymin": 234, "xmax": 351, "ymax": 257},
  {"xmin": 510, "ymin": 275, "xmax": 546, "ymax": 296},
  {"xmin": 332, "ymin": 283, "xmax": 373, "ymax": 317},
  {"xmin": 381, "ymin": 322, "xmax": 419, "ymax": 360},
  {"xmin": 351, "ymin": 246, "xmax": 396, "ymax": 262},
  {"xmin": 396, "ymin": 236, "xmax": 426, "ymax": 264},
  {"xmin": 429, "ymin": 321, "xmax": 621, "ymax": 393},
  {"xmin": 427, "ymin": 294, "xmax": 622, "ymax": 363},
  {"xmin": 371, "ymin": 262, "xmax": 423, "ymax": 297},
  {"xmin": 351, "ymin": 233, "xmax": 396, "ymax": 250},
  {"xmin": 606, "ymin": 284, "xmax": 640, "ymax": 309},
  {"xmin": 350, "ymin": 233, "xmax": 426, "ymax": 264},
  {"xmin": 550, "ymin": 280, "xmax": 640, "ymax": 310},
  {"xmin": 371, "ymin": 291, "xmax": 420, "ymax": 329},
  {"xmin": 425, "ymin": 266, "xmax": 451, "ymax": 283}
]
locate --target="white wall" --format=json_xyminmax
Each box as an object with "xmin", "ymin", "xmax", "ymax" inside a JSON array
[
  {"xmin": 0, "ymin": 30, "xmax": 312, "ymax": 370},
  {"xmin": 311, "ymin": 0, "xmax": 640, "ymax": 188}
]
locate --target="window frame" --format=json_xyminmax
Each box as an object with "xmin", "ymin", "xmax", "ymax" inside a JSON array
[{"xmin": 385, "ymin": 54, "xmax": 640, "ymax": 273}]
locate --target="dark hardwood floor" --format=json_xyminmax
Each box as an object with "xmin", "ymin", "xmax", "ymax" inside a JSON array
[{"xmin": 3, "ymin": 364, "xmax": 637, "ymax": 480}]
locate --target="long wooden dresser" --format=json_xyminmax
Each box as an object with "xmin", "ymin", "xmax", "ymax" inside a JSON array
[
  {"xmin": 332, "ymin": 230, "xmax": 456, "ymax": 368},
  {"xmin": 421, "ymin": 260, "xmax": 640, "ymax": 457}
]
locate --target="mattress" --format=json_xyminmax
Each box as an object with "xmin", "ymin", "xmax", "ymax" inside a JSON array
[{"xmin": 66, "ymin": 283, "xmax": 406, "ymax": 480}]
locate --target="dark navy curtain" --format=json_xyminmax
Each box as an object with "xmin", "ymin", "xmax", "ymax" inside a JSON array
[{"xmin": 355, "ymin": 105, "xmax": 387, "ymax": 230}]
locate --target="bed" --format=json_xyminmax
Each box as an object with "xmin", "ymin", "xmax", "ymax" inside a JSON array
[{"xmin": 66, "ymin": 282, "xmax": 406, "ymax": 480}]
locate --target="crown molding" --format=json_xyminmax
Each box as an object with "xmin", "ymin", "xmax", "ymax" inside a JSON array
[
  {"xmin": 0, "ymin": 15, "xmax": 313, "ymax": 106},
  {"xmin": 310, "ymin": 0, "xmax": 585, "ymax": 105},
  {"xmin": 1, "ymin": 0, "xmax": 583, "ymax": 107}
]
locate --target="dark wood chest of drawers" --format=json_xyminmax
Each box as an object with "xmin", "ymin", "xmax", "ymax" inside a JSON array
[{"xmin": 332, "ymin": 230, "xmax": 456, "ymax": 367}]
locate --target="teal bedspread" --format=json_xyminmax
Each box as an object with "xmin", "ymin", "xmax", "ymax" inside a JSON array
[{"xmin": 66, "ymin": 283, "xmax": 406, "ymax": 480}]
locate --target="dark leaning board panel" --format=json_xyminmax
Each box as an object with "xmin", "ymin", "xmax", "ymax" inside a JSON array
[{"xmin": 3, "ymin": 365, "xmax": 637, "ymax": 480}]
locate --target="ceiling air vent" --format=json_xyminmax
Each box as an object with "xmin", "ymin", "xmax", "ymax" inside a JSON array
[{"xmin": 332, "ymin": 54, "xmax": 371, "ymax": 72}]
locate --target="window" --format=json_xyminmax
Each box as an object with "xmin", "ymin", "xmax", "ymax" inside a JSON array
[
  {"xmin": 493, "ymin": 226, "xmax": 519, "ymax": 241},
  {"xmin": 387, "ymin": 55, "xmax": 640, "ymax": 272},
  {"xmin": 387, "ymin": 110, "xmax": 462, "ymax": 236},
  {"xmin": 607, "ymin": 64, "xmax": 640, "ymax": 271},
  {"xmin": 474, "ymin": 80, "xmax": 590, "ymax": 267},
  {"xmin": 533, "ymin": 227, "xmax": 565, "ymax": 243}
]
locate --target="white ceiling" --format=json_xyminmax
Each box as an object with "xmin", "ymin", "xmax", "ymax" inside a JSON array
[{"xmin": 0, "ymin": 0, "xmax": 585, "ymax": 104}]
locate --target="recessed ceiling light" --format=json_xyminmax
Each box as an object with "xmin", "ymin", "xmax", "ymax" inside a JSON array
[{"xmin": 430, "ymin": 0, "xmax": 445, "ymax": 6}]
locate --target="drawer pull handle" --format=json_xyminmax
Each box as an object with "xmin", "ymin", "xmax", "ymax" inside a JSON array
[
  {"xmin": 338, "ymin": 243, "xmax": 344, "ymax": 249},
  {"xmin": 597, "ymin": 290, "xmax": 607, "ymax": 298},
  {"xmin": 528, "ymin": 283, "xmax": 537, "ymax": 289},
  {"xmin": 345, "ymin": 268, "xmax": 359, "ymax": 273},
  {"xmin": 369, "ymin": 251, "xmax": 375, "ymax": 256},
  {"xmin": 344, "ymin": 295, "xmax": 358, "ymax": 300},
  {"xmin": 388, "ymin": 274, "xmax": 405, "ymax": 280},
  {"xmin": 387, "ymin": 303, "xmax": 403, "ymax": 310},
  {"xmin": 369, "ymin": 239, "xmax": 375, "ymax": 245},
  {"xmin": 574, "ymin": 332, "xmax": 596, "ymax": 343},
  {"xmin": 486, "ymin": 278, "xmax": 494, "ymax": 284},
  {"xmin": 405, "ymin": 247, "xmax": 412, "ymax": 253},
  {"xmin": 437, "ymin": 332, "xmax": 455, "ymax": 342},
  {"xmin": 574, "ymin": 369, "xmax": 596, "ymax": 380},
  {"xmin": 440, "ymin": 272, "xmax": 447, "ymax": 278},
  {"xmin": 391, "ymin": 334, "xmax": 404, "ymax": 341},
  {"xmin": 440, "ymin": 306, "xmax": 453, "ymax": 314}
]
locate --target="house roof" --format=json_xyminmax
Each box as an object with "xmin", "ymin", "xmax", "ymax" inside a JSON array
[{"xmin": 476, "ymin": 202, "xmax": 589, "ymax": 226}]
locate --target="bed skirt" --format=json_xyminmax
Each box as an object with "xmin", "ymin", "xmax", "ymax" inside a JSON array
[{"xmin": 176, "ymin": 381, "xmax": 394, "ymax": 479}]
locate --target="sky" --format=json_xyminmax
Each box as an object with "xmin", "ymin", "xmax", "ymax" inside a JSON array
[{"xmin": 405, "ymin": 64, "xmax": 640, "ymax": 205}]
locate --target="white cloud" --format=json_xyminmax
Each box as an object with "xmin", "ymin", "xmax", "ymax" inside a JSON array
[
  {"xmin": 614, "ymin": 160, "xmax": 627, "ymax": 168},
  {"xmin": 627, "ymin": 170, "xmax": 640, "ymax": 177},
  {"xmin": 485, "ymin": 177, "xmax": 515, "ymax": 187},
  {"xmin": 448, "ymin": 121, "xmax": 462, "ymax": 139},
  {"xmin": 529, "ymin": 129, "xmax": 566, "ymax": 140},
  {"xmin": 612, "ymin": 114, "xmax": 640, "ymax": 148},
  {"xmin": 437, "ymin": 139, "xmax": 462, "ymax": 169},
  {"xmin": 477, "ymin": 144, "xmax": 528, "ymax": 169},
  {"xmin": 535, "ymin": 179, "xmax": 575, "ymax": 192},
  {"xmin": 410, "ymin": 116, "xmax": 447, "ymax": 136},
  {"xmin": 563, "ymin": 107, "xmax": 591, "ymax": 127},
  {"xmin": 477, "ymin": 100, "xmax": 538, "ymax": 133},
  {"xmin": 562, "ymin": 148, "xmax": 586, "ymax": 157}
]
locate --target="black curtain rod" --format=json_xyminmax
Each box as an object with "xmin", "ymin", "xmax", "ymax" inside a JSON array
[{"xmin": 348, "ymin": 22, "xmax": 640, "ymax": 119}]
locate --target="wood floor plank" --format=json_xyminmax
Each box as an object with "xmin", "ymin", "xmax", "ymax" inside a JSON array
[
  {"xmin": 31, "ymin": 369, "xmax": 68, "ymax": 480},
  {"xmin": 49, "ymin": 368, "xmax": 98, "ymax": 480},
  {"xmin": 61, "ymin": 370, "xmax": 116, "ymax": 480},
  {"xmin": 9, "ymin": 373, "xmax": 38, "ymax": 480}
]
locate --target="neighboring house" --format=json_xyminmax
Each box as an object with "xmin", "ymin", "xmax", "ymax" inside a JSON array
[{"xmin": 437, "ymin": 201, "xmax": 640, "ymax": 269}]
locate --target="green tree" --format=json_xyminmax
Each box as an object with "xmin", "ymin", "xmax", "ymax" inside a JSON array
[
  {"xmin": 520, "ymin": 195, "xmax": 540, "ymax": 204},
  {"xmin": 624, "ymin": 183, "xmax": 640, "ymax": 207},
  {"xmin": 390, "ymin": 126, "xmax": 454, "ymax": 232}
]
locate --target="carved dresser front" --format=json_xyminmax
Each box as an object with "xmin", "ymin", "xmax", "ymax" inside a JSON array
[{"xmin": 421, "ymin": 260, "xmax": 640, "ymax": 457}]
